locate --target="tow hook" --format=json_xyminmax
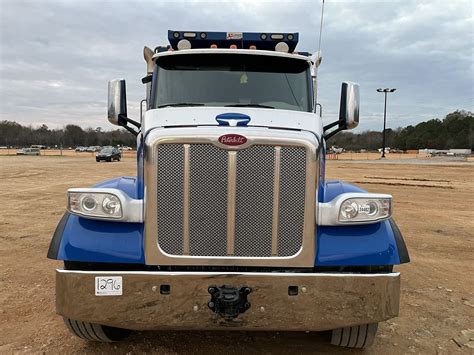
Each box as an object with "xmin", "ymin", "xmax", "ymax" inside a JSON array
[{"xmin": 207, "ymin": 285, "xmax": 252, "ymax": 320}]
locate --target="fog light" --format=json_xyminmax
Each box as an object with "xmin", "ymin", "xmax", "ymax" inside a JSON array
[
  {"xmin": 341, "ymin": 200, "xmax": 358, "ymax": 219},
  {"xmin": 82, "ymin": 195, "xmax": 98, "ymax": 211},
  {"xmin": 102, "ymin": 195, "xmax": 121, "ymax": 215},
  {"xmin": 177, "ymin": 39, "xmax": 191, "ymax": 50},
  {"xmin": 275, "ymin": 42, "xmax": 289, "ymax": 53}
]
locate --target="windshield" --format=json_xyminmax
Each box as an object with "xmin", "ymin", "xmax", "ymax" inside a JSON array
[
  {"xmin": 100, "ymin": 148, "xmax": 113, "ymax": 154},
  {"xmin": 153, "ymin": 54, "xmax": 311, "ymax": 112}
]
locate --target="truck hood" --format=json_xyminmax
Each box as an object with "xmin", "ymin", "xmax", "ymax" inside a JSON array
[{"xmin": 143, "ymin": 107, "xmax": 323, "ymax": 138}]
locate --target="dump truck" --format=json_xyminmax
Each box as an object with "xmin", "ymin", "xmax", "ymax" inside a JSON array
[{"xmin": 47, "ymin": 30, "xmax": 409, "ymax": 348}]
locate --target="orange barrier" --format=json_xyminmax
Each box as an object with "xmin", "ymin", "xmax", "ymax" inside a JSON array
[{"xmin": 326, "ymin": 153, "xmax": 338, "ymax": 160}]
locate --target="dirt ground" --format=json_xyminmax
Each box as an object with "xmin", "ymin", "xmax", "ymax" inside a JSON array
[{"xmin": 0, "ymin": 155, "xmax": 473, "ymax": 354}]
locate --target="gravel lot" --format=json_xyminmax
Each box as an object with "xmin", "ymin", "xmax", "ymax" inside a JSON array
[{"xmin": 0, "ymin": 156, "xmax": 473, "ymax": 354}]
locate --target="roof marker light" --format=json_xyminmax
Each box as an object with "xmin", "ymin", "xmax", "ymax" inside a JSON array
[
  {"xmin": 210, "ymin": 44, "xmax": 217, "ymax": 48},
  {"xmin": 183, "ymin": 32, "xmax": 196, "ymax": 38},
  {"xmin": 173, "ymin": 31, "xmax": 180, "ymax": 39},
  {"xmin": 249, "ymin": 45, "xmax": 257, "ymax": 50},
  {"xmin": 230, "ymin": 44, "xmax": 237, "ymax": 49},
  {"xmin": 271, "ymin": 34, "xmax": 284, "ymax": 40},
  {"xmin": 287, "ymin": 34, "xmax": 294, "ymax": 40},
  {"xmin": 177, "ymin": 39, "xmax": 191, "ymax": 50},
  {"xmin": 275, "ymin": 42, "xmax": 289, "ymax": 53}
]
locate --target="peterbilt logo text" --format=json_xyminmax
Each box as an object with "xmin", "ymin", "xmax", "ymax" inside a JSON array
[{"xmin": 218, "ymin": 134, "xmax": 247, "ymax": 146}]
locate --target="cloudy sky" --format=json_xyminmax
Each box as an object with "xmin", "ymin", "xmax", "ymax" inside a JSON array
[{"xmin": 0, "ymin": 0, "xmax": 472, "ymax": 132}]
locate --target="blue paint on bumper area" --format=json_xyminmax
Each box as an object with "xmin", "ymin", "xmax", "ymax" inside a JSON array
[{"xmin": 316, "ymin": 221, "xmax": 399, "ymax": 266}]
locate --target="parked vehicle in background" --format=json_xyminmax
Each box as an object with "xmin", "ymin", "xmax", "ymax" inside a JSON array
[
  {"xmin": 75, "ymin": 146, "xmax": 87, "ymax": 152},
  {"xmin": 16, "ymin": 147, "xmax": 40, "ymax": 156},
  {"xmin": 95, "ymin": 147, "xmax": 121, "ymax": 162},
  {"xmin": 119, "ymin": 146, "xmax": 133, "ymax": 151}
]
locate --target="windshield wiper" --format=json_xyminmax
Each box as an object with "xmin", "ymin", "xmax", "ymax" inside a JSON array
[
  {"xmin": 157, "ymin": 103, "xmax": 205, "ymax": 108},
  {"xmin": 225, "ymin": 103, "xmax": 275, "ymax": 109}
]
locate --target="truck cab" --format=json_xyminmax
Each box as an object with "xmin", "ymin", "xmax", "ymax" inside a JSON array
[{"xmin": 48, "ymin": 31, "xmax": 409, "ymax": 348}]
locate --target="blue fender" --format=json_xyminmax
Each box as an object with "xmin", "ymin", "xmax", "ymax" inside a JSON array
[
  {"xmin": 316, "ymin": 180, "xmax": 410, "ymax": 266},
  {"xmin": 47, "ymin": 176, "xmax": 145, "ymax": 263}
]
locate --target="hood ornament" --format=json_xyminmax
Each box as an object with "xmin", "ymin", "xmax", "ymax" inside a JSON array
[{"xmin": 216, "ymin": 113, "xmax": 251, "ymax": 127}]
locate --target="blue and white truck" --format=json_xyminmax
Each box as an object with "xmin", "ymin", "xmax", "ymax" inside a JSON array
[{"xmin": 47, "ymin": 31, "xmax": 409, "ymax": 349}]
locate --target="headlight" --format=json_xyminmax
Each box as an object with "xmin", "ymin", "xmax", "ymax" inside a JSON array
[
  {"xmin": 66, "ymin": 188, "xmax": 143, "ymax": 222},
  {"xmin": 338, "ymin": 197, "xmax": 391, "ymax": 223},
  {"xmin": 318, "ymin": 193, "xmax": 392, "ymax": 225},
  {"xmin": 68, "ymin": 192, "xmax": 123, "ymax": 219}
]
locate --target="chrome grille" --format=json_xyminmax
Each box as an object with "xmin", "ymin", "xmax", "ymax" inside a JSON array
[{"xmin": 155, "ymin": 143, "xmax": 306, "ymax": 258}]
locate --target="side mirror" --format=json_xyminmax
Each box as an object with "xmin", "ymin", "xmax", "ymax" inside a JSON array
[
  {"xmin": 338, "ymin": 81, "xmax": 359, "ymax": 130},
  {"xmin": 107, "ymin": 79, "xmax": 127, "ymax": 125}
]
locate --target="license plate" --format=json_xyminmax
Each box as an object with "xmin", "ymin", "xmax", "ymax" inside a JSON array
[{"xmin": 95, "ymin": 276, "xmax": 122, "ymax": 296}]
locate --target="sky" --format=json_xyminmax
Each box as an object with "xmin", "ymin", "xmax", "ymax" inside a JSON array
[{"xmin": 0, "ymin": 0, "xmax": 473, "ymax": 132}]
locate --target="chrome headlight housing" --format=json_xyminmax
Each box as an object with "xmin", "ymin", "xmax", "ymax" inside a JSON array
[
  {"xmin": 67, "ymin": 188, "xmax": 143, "ymax": 222},
  {"xmin": 318, "ymin": 193, "xmax": 392, "ymax": 225}
]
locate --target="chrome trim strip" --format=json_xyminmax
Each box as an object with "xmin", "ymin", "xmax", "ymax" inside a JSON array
[
  {"xmin": 56, "ymin": 269, "xmax": 400, "ymax": 278},
  {"xmin": 226, "ymin": 151, "xmax": 237, "ymax": 256},
  {"xmin": 183, "ymin": 144, "xmax": 190, "ymax": 255},
  {"xmin": 271, "ymin": 146, "xmax": 281, "ymax": 256}
]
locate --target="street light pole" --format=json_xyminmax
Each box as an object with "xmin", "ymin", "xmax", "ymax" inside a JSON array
[{"xmin": 377, "ymin": 88, "xmax": 396, "ymax": 158}]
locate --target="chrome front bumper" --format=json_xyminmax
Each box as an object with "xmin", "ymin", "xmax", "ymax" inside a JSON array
[{"xmin": 56, "ymin": 269, "xmax": 400, "ymax": 331}]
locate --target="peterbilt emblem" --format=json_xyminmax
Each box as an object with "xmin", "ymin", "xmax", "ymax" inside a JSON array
[{"xmin": 218, "ymin": 134, "xmax": 247, "ymax": 146}]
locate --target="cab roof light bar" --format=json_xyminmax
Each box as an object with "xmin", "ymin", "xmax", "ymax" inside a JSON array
[{"xmin": 167, "ymin": 30, "xmax": 300, "ymax": 52}]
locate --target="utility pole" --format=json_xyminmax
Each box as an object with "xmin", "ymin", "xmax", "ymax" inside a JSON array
[{"xmin": 376, "ymin": 88, "xmax": 396, "ymax": 158}]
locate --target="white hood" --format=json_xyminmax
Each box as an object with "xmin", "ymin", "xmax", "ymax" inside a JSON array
[{"xmin": 143, "ymin": 107, "xmax": 323, "ymax": 138}]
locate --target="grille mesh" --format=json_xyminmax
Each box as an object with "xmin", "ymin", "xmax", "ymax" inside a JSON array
[
  {"xmin": 234, "ymin": 146, "xmax": 275, "ymax": 257},
  {"xmin": 155, "ymin": 143, "xmax": 306, "ymax": 258},
  {"xmin": 156, "ymin": 144, "xmax": 184, "ymax": 255},
  {"xmin": 278, "ymin": 147, "xmax": 306, "ymax": 256},
  {"xmin": 189, "ymin": 144, "xmax": 228, "ymax": 256}
]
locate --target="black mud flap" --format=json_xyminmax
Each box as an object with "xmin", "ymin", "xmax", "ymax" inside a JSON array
[
  {"xmin": 389, "ymin": 218, "xmax": 410, "ymax": 264},
  {"xmin": 47, "ymin": 211, "xmax": 70, "ymax": 259}
]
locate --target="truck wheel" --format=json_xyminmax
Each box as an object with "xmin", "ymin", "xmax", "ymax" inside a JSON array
[
  {"xmin": 63, "ymin": 317, "xmax": 131, "ymax": 342},
  {"xmin": 330, "ymin": 323, "xmax": 378, "ymax": 348}
]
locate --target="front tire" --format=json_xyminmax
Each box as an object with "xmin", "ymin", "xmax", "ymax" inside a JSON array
[
  {"xmin": 330, "ymin": 323, "xmax": 378, "ymax": 348},
  {"xmin": 63, "ymin": 317, "xmax": 131, "ymax": 342}
]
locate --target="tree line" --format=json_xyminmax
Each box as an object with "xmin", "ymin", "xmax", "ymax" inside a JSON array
[
  {"xmin": 330, "ymin": 110, "xmax": 473, "ymax": 151},
  {"xmin": 0, "ymin": 110, "xmax": 472, "ymax": 150},
  {"xmin": 0, "ymin": 121, "xmax": 136, "ymax": 148}
]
